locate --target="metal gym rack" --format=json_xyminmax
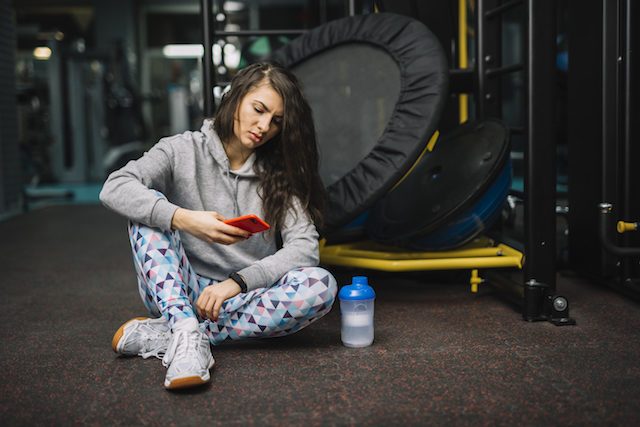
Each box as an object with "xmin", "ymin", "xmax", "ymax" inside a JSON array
[{"xmin": 199, "ymin": 0, "xmax": 575, "ymax": 325}]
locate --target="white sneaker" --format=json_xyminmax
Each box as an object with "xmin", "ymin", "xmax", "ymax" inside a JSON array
[
  {"xmin": 162, "ymin": 328, "xmax": 215, "ymax": 389},
  {"xmin": 112, "ymin": 317, "xmax": 172, "ymax": 359}
]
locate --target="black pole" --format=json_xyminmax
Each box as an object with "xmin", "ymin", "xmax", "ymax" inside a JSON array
[
  {"xmin": 474, "ymin": 0, "xmax": 502, "ymax": 119},
  {"xmin": 622, "ymin": 0, "xmax": 640, "ymax": 280},
  {"xmin": 523, "ymin": 0, "xmax": 557, "ymax": 315},
  {"xmin": 201, "ymin": 0, "xmax": 216, "ymax": 117},
  {"xmin": 601, "ymin": 0, "xmax": 618, "ymax": 214}
]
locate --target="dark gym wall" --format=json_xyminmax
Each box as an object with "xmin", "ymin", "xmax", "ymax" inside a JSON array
[
  {"xmin": 567, "ymin": 0, "xmax": 640, "ymax": 279},
  {"xmin": 95, "ymin": 0, "xmax": 137, "ymax": 51},
  {"xmin": 0, "ymin": 0, "xmax": 21, "ymax": 219},
  {"xmin": 376, "ymin": 0, "xmax": 456, "ymax": 64}
]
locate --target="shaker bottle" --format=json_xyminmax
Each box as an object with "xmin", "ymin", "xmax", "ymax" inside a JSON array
[{"xmin": 338, "ymin": 276, "xmax": 376, "ymax": 348}]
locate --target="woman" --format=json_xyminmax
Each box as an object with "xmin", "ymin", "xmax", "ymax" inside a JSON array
[{"xmin": 100, "ymin": 61, "xmax": 337, "ymax": 390}]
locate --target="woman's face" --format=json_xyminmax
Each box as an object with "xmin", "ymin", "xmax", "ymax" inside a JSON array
[{"xmin": 230, "ymin": 82, "xmax": 283, "ymax": 151}]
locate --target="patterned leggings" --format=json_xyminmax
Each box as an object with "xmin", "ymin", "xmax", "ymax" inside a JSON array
[{"xmin": 128, "ymin": 221, "xmax": 338, "ymax": 346}]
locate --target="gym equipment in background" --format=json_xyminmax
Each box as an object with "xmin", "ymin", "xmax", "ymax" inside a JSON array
[
  {"xmin": 270, "ymin": 13, "xmax": 449, "ymax": 237},
  {"xmin": 367, "ymin": 119, "xmax": 512, "ymax": 251},
  {"xmin": 269, "ymin": 13, "xmax": 523, "ymax": 296},
  {"xmin": 194, "ymin": 1, "xmax": 575, "ymax": 326}
]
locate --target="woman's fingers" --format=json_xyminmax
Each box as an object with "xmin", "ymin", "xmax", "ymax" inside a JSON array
[
  {"xmin": 197, "ymin": 293, "xmax": 215, "ymax": 321},
  {"xmin": 212, "ymin": 299, "xmax": 224, "ymax": 321},
  {"xmin": 196, "ymin": 280, "xmax": 242, "ymax": 321},
  {"xmin": 206, "ymin": 232, "xmax": 239, "ymax": 245},
  {"xmin": 196, "ymin": 296, "xmax": 206, "ymax": 319},
  {"xmin": 176, "ymin": 209, "xmax": 250, "ymax": 245},
  {"xmin": 202, "ymin": 218, "xmax": 250, "ymax": 245}
]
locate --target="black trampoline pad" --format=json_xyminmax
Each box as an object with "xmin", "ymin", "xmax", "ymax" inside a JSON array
[
  {"xmin": 294, "ymin": 43, "xmax": 401, "ymax": 187},
  {"xmin": 271, "ymin": 13, "xmax": 449, "ymax": 235}
]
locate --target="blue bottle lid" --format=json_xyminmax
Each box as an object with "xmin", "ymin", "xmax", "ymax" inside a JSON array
[{"xmin": 338, "ymin": 276, "xmax": 376, "ymax": 300}]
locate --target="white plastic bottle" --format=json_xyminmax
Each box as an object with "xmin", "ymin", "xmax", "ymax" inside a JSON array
[{"xmin": 339, "ymin": 276, "xmax": 376, "ymax": 348}]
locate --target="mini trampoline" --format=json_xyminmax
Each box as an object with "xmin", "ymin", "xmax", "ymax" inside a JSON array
[{"xmin": 270, "ymin": 12, "xmax": 449, "ymax": 237}]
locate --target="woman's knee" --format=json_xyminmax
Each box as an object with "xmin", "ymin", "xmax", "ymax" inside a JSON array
[
  {"xmin": 286, "ymin": 266, "xmax": 338, "ymax": 307},
  {"xmin": 312, "ymin": 266, "xmax": 338, "ymax": 297}
]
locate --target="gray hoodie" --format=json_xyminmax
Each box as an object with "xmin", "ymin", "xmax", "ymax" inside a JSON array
[{"xmin": 99, "ymin": 120, "xmax": 319, "ymax": 292}]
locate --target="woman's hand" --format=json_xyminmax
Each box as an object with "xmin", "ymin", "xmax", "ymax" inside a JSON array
[
  {"xmin": 196, "ymin": 279, "xmax": 243, "ymax": 321},
  {"xmin": 171, "ymin": 208, "xmax": 251, "ymax": 245}
]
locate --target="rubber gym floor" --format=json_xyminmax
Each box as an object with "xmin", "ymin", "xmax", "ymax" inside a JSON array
[{"xmin": 2, "ymin": 203, "xmax": 640, "ymax": 426}]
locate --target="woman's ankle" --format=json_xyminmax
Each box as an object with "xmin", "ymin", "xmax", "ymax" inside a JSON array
[{"xmin": 172, "ymin": 317, "xmax": 199, "ymax": 332}]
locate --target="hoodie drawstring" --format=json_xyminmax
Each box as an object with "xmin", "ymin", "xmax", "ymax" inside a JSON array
[
  {"xmin": 232, "ymin": 174, "xmax": 240, "ymax": 217},
  {"xmin": 224, "ymin": 159, "xmax": 241, "ymax": 217}
]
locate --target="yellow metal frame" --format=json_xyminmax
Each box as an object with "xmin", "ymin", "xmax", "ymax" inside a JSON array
[
  {"xmin": 458, "ymin": 0, "xmax": 469, "ymax": 123},
  {"xmin": 320, "ymin": 236, "xmax": 523, "ymax": 272}
]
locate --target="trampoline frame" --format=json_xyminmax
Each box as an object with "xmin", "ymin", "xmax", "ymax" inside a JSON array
[{"xmin": 320, "ymin": 237, "xmax": 522, "ymax": 274}]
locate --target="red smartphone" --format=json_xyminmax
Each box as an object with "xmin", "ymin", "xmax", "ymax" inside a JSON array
[{"xmin": 224, "ymin": 214, "xmax": 270, "ymax": 233}]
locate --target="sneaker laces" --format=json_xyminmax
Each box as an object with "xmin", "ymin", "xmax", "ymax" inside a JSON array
[
  {"xmin": 137, "ymin": 329, "xmax": 170, "ymax": 360},
  {"xmin": 162, "ymin": 330, "xmax": 200, "ymax": 369}
]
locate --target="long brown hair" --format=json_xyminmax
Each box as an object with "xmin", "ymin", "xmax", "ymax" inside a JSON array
[{"xmin": 213, "ymin": 61, "xmax": 325, "ymax": 233}]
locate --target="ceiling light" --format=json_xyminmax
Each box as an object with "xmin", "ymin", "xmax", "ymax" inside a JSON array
[
  {"xmin": 162, "ymin": 45, "xmax": 223, "ymax": 65},
  {"xmin": 162, "ymin": 44, "xmax": 204, "ymax": 58},
  {"xmin": 33, "ymin": 46, "xmax": 51, "ymax": 60},
  {"xmin": 224, "ymin": 1, "xmax": 245, "ymax": 12}
]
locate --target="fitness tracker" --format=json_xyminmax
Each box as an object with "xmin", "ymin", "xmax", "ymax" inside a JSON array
[{"xmin": 229, "ymin": 272, "xmax": 247, "ymax": 293}]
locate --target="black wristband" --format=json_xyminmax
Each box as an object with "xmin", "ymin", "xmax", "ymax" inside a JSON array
[{"xmin": 229, "ymin": 272, "xmax": 247, "ymax": 293}]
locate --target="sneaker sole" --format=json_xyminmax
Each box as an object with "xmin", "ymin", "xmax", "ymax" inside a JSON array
[
  {"xmin": 164, "ymin": 359, "xmax": 215, "ymax": 390},
  {"xmin": 112, "ymin": 317, "xmax": 148, "ymax": 353},
  {"xmin": 165, "ymin": 376, "xmax": 208, "ymax": 390}
]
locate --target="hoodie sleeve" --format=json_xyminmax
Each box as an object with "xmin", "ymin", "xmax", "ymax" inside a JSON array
[
  {"xmin": 237, "ymin": 199, "xmax": 320, "ymax": 292},
  {"xmin": 99, "ymin": 137, "xmax": 182, "ymax": 231}
]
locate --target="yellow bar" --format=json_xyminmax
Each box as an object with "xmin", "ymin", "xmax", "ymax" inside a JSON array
[
  {"xmin": 322, "ymin": 237, "xmax": 507, "ymax": 259},
  {"xmin": 495, "ymin": 244, "xmax": 524, "ymax": 268},
  {"xmin": 459, "ymin": 0, "xmax": 469, "ymax": 123},
  {"xmin": 320, "ymin": 239, "xmax": 523, "ymax": 272},
  {"xmin": 324, "ymin": 244, "xmax": 504, "ymax": 260},
  {"xmin": 470, "ymin": 269, "xmax": 482, "ymax": 292},
  {"xmin": 459, "ymin": 0, "xmax": 468, "ymax": 70},
  {"xmin": 321, "ymin": 252, "xmax": 522, "ymax": 272}
]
